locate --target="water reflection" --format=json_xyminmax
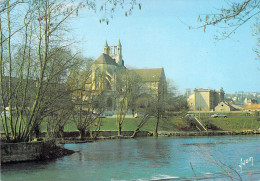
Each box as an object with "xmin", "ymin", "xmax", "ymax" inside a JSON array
[
  {"xmin": 135, "ymin": 138, "xmax": 171, "ymax": 167},
  {"xmin": 1, "ymin": 136, "xmax": 260, "ymax": 181}
]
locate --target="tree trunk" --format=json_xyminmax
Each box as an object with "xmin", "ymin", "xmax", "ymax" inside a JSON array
[
  {"xmin": 79, "ymin": 129, "xmax": 85, "ymax": 140},
  {"xmin": 34, "ymin": 124, "xmax": 40, "ymax": 139},
  {"xmin": 131, "ymin": 128, "xmax": 139, "ymax": 138},
  {"xmin": 58, "ymin": 125, "xmax": 64, "ymax": 138},
  {"xmin": 89, "ymin": 130, "xmax": 93, "ymax": 138},
  {"xmin": 118, "ymin": 124, "xmax": 122, "ymax": 136},
  {"xmin": 154, "ymin": 111, "xmax": 160, "ymax": 137}
]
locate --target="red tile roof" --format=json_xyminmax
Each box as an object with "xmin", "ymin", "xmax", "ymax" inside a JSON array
[{"xmin": 245, "ymin": 104, "xmax": 260, "ymax": 109}]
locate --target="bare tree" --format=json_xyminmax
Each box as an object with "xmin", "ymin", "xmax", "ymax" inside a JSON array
[
  {"xmin": 0, "ymin": 0, "xmax": 141, "ymax": 143},
  {"xmin": 67, "ymin": 62, "xmax": 106, "ymax": 140},
  {"xmin": 131, "ymin": 93, "xmax": 155, "ymax": 138},
  {"xmin": 114, "ymin": 69, "xmax": 143, "ymax": 136},
  {"xmin": 0, "ymin": 0, "xmax": 91, "ymax": 142},
  {"xmin": 46, "ymin": 98, "xmax": 73, "ymax": 139},
  {"xmin": 131, "ymin": 79, "xmax": 188, "ymax": 137},
  {"xmin": 196, "ymin": 0, "xmax": 259, "ymax": 59},
  {"xmin": 152, "ymin": 76, "xmax": 168, "ymax": 137}
]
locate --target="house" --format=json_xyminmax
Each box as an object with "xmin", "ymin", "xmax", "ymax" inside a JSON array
[
  {"xmin": 187, "ymin": 88, "xmax": 224, "ymax": 111},
  {"xmin": 244, "ymin": 104, "xmax": 260, "ymax": 116},
  {"xmin": 215, "ymin": 101, "xmax": 238, "ymax": 112},
  {"xmin": 244, "ymin": 104, "xmax": 260, "ymax": 111}
]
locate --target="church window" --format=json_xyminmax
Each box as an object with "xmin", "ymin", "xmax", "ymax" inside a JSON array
[{"xmin": 104, "ymin": 79, "xmax": 111, "ymax": 90}]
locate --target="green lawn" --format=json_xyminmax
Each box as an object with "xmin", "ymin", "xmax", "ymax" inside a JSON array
[
  {"xmin": 45, "ymin": 117, "xmax": 194, "ymax": 132},
  {"xmin": 200, "ymin": 117, "xmax": 260, "ymax": 131},
  {"xmin": 67, "ymin": 116, "xmax": 199, "ymax": 132},
  {"xmin": 2, "ymin": 116, "xmax": 260, "ymax": 133},
  {"xmin": 49, "ymin": 118, "xmax": 156, "ymax": 132}
]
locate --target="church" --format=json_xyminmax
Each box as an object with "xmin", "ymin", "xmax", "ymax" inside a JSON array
[{"xmin": 83, "ymin": 40, "xmax": 167, "ymax": 115}]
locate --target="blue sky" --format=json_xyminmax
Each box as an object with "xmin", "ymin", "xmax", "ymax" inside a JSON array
[{"xmin": 69, "ymin": 0, "xmax": 260, "ymax": 93}]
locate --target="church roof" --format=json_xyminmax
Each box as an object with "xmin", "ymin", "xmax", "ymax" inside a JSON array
[
  {"xmin": 132, "ymin": 68, "xmax": 164, "ymax": 82},
  {"xmin": 94, "ymin": 53, "xmax": 118, "ymax": 66}
]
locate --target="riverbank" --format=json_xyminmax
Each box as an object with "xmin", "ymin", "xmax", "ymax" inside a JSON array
[
  {"xmin": 157, "ymin": 130, "xmax": 260, "ymax": 136},
  {"xmin": 1, "ymin": 129, "xmax": 259, "ymax": 164},
  {"xmin": 1, "ymin": 139, "xmax": 74, "ymax": 164},
  {"xmin": 2, "ymin": 136, "xmax": 260, "ymax": 181},
  {"xmin": 39, "ymin": 116, "xmax": 260, "ymax": 133},
  {"xmin": 53, "ymin": 129, "xmax": 260, "ymax": 144}
]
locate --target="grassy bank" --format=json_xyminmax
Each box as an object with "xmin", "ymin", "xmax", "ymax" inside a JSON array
[
  {"xmin": 2, "ymin": 116, "xmax": 260, "ymax": 134},
  {"xmin": 40, "ymin": 117, "xmax": 196, "ymax": 133},
  {"xmin": 199, "ymin": 117, "xmax": 260, "ymax": 131},
  {"xmin": 44, "ymin": 116, "xmax": 260, "ymax": 133}
]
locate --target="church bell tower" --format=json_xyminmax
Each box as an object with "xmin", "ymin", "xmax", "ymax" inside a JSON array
[
  {"xmin": 104, "ymin": 40, "xmax": 109, "ymax": 54},
  {"xmin": 103, "ymin": 39, "xmax": 123, "ymax": 66}
]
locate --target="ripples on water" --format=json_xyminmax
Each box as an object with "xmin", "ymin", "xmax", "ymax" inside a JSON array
[{"xmin": 1, "ymin": 136, "xmax": 260, "ymax": 181}]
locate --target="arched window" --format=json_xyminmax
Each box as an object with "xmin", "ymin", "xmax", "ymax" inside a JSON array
[{"xmin": 104, "ymin": 78, "xmax": 111, "ymax": 90}]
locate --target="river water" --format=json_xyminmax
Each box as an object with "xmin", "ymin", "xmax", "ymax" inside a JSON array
[{"xmin": 1, "ymin": 136, "xmax": 260, "ymax": 181}]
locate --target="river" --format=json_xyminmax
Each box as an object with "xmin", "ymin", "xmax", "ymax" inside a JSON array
[{"xmin": 1, "ymin": 135, "xmax": 260, "ymax": 180}]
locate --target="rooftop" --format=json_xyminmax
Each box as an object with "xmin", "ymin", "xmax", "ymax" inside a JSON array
[
  {"xmin": 245, "ymin": 104, "xmax": 260, "ymax": 109},
  {"xmin": 131, "ymin": 68, "xmax": 164, "ymax": 82},
  {"xmin": 94, "ymin": 53, "xmax": 118, "ymax": 66}
]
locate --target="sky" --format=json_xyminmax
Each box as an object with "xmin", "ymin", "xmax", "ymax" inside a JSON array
[{"xmin": 68, "ymin": 0, "xmax": 260, "ymax": 93}]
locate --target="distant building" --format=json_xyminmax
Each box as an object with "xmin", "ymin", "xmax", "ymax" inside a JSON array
[
  {"xmin": 215, "ymin": 101, "xmax": 238, "ymax": 112},
  {"xmin": 244, "ymin": 104, "xmax": 260, "ymax": 111},
  {"xmin": 232, "ymin": 96, "xmax": 238, "ymax": 101},
  {"xmin": 244, "ymin": 104, "xmax": 260, "ymax": 116},
  {"xmin": 226, "ymin": 91, "xmax": 260, "ymax": 105},
  {"xmin": 187, "ymin": 88, "xmax": 224, "ymax": 111},
  {"xmin": 131, "ymin": 68, "xmax": 167, "ymax": 96},
  {"xmin": 244, "ymin": 97, "xmax": 258, "ymax": 105},
  {"xmin": 70, "ymin": 40, "xmax": 167, "ymax": 113},
  {"xmin": 183, "ymin": 88, "xmax": 192, "ymax": 98}
]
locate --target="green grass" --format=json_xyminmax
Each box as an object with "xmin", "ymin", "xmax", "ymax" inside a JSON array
[
  {"xmin": 200, "ymin": 117, "xmax": 260, "ymax": 131},
  {"xmin": 2, "ymin": 116, "xmax": 260, "ymax": 133},
  {"xmin": 41, "ymin": 117, "xmax": 194, "ymax": 132},
  {"xmin": 93, "ymin": 117, "xmax": 195, "ymax": 132},
  {"xmin": 190, "ymin": 111, "xmax": 259, "ymax": 117},
  {"xmin": 55, "ymin": 118, "xmax": 175, "ymax": 132}
]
